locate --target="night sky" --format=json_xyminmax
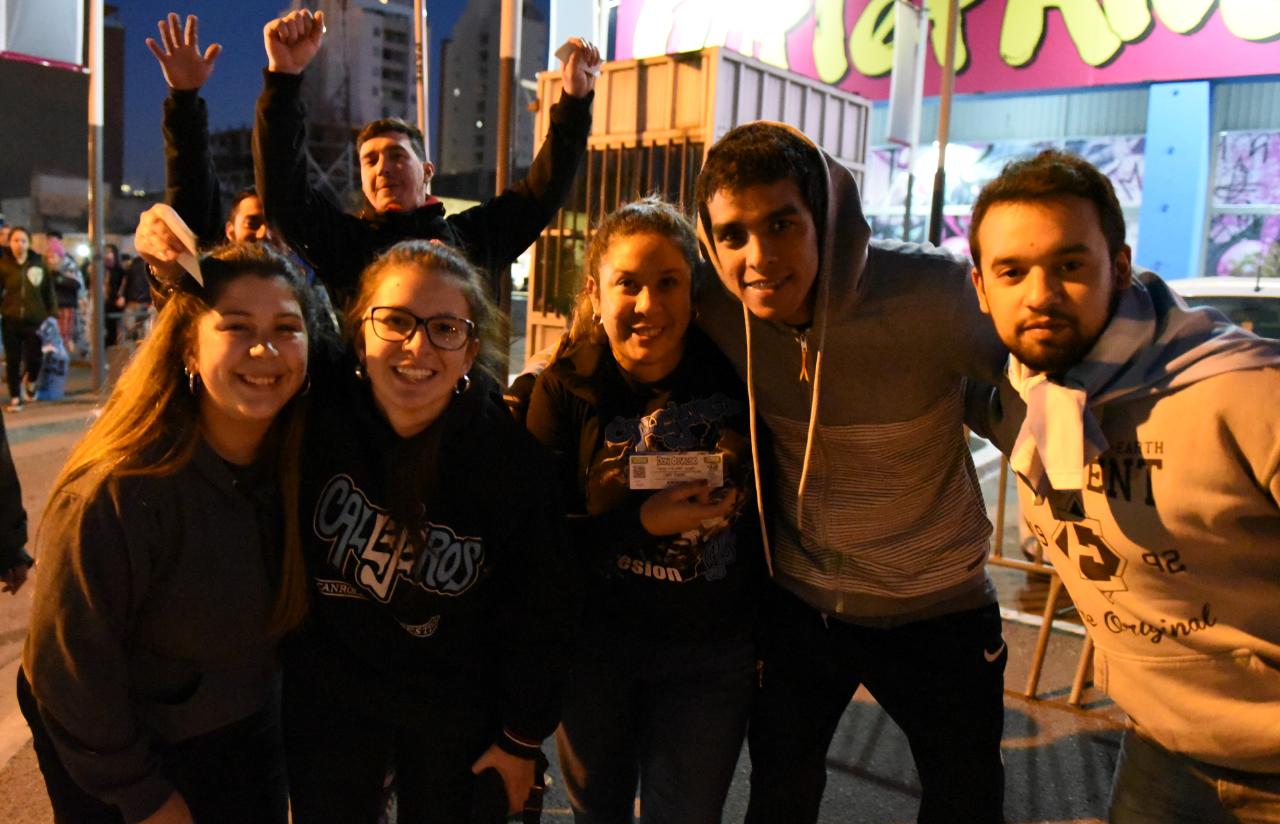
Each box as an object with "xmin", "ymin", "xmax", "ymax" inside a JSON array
[{"xmin": 118, "ymin": 0, "xmax": 478, "ymax": 191}]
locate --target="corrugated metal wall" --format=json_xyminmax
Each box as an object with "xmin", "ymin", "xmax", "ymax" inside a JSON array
[
  {"xmin": 870, "ymin": 86, "xmax": 1150, "ymax": 144},
  {"xmin": 1213, "ymin": 79, "xmax": 1280, "ymax": 132}
]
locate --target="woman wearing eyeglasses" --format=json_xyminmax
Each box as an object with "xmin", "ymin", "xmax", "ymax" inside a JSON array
[
  {"xmin": 134, "ymin": 221, "xmax": 569, "ymax": 822},
  {"xmin": 281, "ymin": 240, "xmax": 571, "ymax": 824}
]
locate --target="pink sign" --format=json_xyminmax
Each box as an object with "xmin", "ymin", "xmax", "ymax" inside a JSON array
[{"xmin": 617, "ymin": 0, "xmax": 1280, "ymax": 101}]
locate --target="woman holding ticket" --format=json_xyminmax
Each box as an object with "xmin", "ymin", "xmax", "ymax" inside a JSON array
[{"xmin": 526, "ymin": 197, "xmax": 764, "ymax": 823}]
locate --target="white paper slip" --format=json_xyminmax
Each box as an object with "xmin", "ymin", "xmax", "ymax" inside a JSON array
[
  {"xmin": 151, "ymin": 203, "xmax": 203, "ymax": 286},
  {"xmin": 554, "ymin": 40, "xmax": 602, "ymax": 75},
  {"xmin": 628, "ymin": 452, "xmax": 724, "ymax": 490}
]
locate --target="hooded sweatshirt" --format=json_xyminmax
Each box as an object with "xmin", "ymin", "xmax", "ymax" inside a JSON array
[
  {"xmin": 968, "ymin": 273, "xmax": 1280, "ymax": 774},
  {"xmin": 696, "ymin": 125, "xmax": 1007, "ymax": 624}
]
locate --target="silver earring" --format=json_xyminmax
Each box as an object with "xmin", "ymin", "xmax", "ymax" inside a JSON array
[
  {"xmin": 592, "ymin": 312, "xmax": 601, "ymax": 325},
  {"xmin": 354, "ymin": 363, "xmax": 366, "ymax": 381},
  {"xmin": 300, "ymin": 374, "xmax": 312, "ymax": 396},
  {"xmin": 184, "ymin": 366, "xmax": 199, "ymax": 394},
  {"xmin": 453, "ymin": 374, "xmax": 471, "ymax": 396}
]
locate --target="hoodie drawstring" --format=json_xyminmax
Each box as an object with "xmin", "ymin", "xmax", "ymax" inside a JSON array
[
  {"xmin": 743, "ymin": 301, "xmax": 774, "ymax": 577},
  {"xmin": 797, "ymin": 332, "xmax": 811, "ymax": 382},
  {"xmin": 795, "ymin": 346, "xmax": 823, "ymax": 530}
]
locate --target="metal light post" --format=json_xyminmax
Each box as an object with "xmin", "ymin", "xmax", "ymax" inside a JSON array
[
  {"xmin": 926, "ymin": 0, "xmax": 959, "ymax": 248},
  {"xmin": 413, "ymin": 0, "xmax": 431, "ymax": 174},
  {"xmin": 87, "ymin": 0, "xmax": 106, "ymax": 390}
]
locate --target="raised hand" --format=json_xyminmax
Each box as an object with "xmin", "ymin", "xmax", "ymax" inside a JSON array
[
  {"xmin": 263, "ymin": 10, "xmax": 326, "ymax": 75},
  {"xmin": 145, "ymin": 13, "xmax": 222, "ymax": 91},
  {"xmin": 134, "ymin": 205, "xmax": 187, "ymax": 287},
  {"xmin": 559, "ymin": 37, "xmax": 602, "ymax": 99},
  {"xmin": 639, "ymin": 480, "xmax": 739, "ymax": 537}
]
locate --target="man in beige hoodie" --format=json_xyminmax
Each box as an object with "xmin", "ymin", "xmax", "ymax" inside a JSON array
[{"xmin": 967, "ymin": 149, "xmax": 1280, "ymax": 823}]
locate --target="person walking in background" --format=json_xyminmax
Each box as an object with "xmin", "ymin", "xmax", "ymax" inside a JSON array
[
  {"xmin": 526, "ymin": 198, "xmax": 764, "ymax": 823},
  {"xmin": 46, "ymin": 237, "xmax": 85, "ymax": 356},
  {"xmin": 102, "ymin": 243, "xmax": 125, "ymax": 347},
  {"xmin": 0, "ymin": 228, "xmax": 56, "ymax": 411}
]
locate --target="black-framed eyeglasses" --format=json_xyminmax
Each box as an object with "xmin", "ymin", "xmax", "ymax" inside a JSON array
[{"xmin": 365, "ymin": 306, "xmax": 475, "ymax": 350}]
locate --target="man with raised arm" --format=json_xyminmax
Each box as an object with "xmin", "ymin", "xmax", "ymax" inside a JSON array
[
  {"xmin": 254, "ymin": 9, "xmax": 599, "ymax": 302},
  {"xmin": 967, "ymin": 149, "xmax": 1280, "ymax": 823}
]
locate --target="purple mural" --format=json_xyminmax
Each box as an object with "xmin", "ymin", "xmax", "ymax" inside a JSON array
[
  {"xmin": 1209, "ymin": 131, "xmax": 1280, "ymax": 277},
  {"xmin": 864, "ymin": 135, "xmax": 1145, "ymax": 260}
]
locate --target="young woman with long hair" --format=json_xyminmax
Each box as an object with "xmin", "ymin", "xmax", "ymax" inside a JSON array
[
  {"xmin": 20, "ymin": 243, "xmax": 324, "ymax": 824},
  {"xmin": 281, "ymin": 240, "xmax": 571, "ymax": 824},
  {"xmin": 525, "ymin": 197, "xmax": 764, "ymax": 823}
]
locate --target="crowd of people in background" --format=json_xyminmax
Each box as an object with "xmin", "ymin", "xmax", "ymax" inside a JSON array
[{"xmin": 3, "ymin": 8, "xmax": 1278, "ymax": 824}]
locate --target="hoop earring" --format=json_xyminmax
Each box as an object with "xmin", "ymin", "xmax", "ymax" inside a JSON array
[
  {"xmin": 453, "ymin": 374, "xmax": 471, "ymax": 396},
  {"xmin": 184, "ymin": 366, "xmax": 200, "ymax": 395},
  {"xmin": 354, "ymin": 363, "xmax": 367, "ymax": 381},
  {"xmin": 300, "ymin": 374, "xmax": 312, "ymax": 396},
  {"xmin": 592, "ymin": 312, "xmax": 601, "ymax": 325}
]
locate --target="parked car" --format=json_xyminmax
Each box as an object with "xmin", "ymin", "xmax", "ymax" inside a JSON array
[{"xmin": 1168, "ymin": 277, "xmax": 1280, "ymax": 339}]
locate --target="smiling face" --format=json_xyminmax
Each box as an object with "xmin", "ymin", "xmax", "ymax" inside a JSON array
[
  {"xmin": 705, "ymin": 178, "xmax": 820, "ymax": 326},
  {"xmin": 971, "ymin": 196, "xmax": 1131, "ymax": 376},
  {"xmin": 188, "ymin": 274, "xmax": 308, "ymax": 454},
  {"xmin": 359, "ymin": 265, "xmax": 478, "ymax": 437},
  {"xmin": 590, "ymin": 232, "xmax": 693, "ymax": 382},
  {"xmin": 359, "ymin": 133, "xmax": 433, "ymax": 214}
]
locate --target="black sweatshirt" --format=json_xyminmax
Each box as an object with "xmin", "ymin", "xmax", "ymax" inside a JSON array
[
  {"xmin": 253, "ymin": 70, "xmax": 592, "ymax": 302},
  {"xmin": 292, "ymin": 350, "xmax": 573, "ymax": 755},
  {"xmin": 162, "ymin": 89, "xmax": 225, "ymax": 247},
  {"xmin": 526, "ymin": 329, "xmax": 764, "ymax": 645}
]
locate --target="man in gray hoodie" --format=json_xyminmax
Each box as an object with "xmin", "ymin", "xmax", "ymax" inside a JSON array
[
  {"xmin": 695, "ymin": 122, "xmax": 1008, "ymax": 822},
  {"xmin": 967, "ymin": 149, "xmax": 1280, "ymax": 824}
]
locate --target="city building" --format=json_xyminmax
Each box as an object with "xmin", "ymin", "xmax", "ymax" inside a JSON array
[
  {"xmin": 290, "ymin": 0, "xmax": 423, "ymax": 209},
  {"xmin": 435, "ymin": 0, "xmax": 549, "ymax": 200}
]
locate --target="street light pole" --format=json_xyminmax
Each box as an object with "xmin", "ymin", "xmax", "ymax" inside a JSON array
[
  {"xmin": 927, "ymin": 0, "xmax": 958, "ymax": 248},
  {"xmin": 88, "ymin": 0, "xmax": 106, "ymax": 390},
  {"xmin": 413, "ymin": 0, "xmax": 431, "ymax": 180}
]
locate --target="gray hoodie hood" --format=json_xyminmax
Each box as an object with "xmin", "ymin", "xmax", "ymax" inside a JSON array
[{"xmin": 695, "ymin": 125, "xmax": 1005, "ymax": 621}]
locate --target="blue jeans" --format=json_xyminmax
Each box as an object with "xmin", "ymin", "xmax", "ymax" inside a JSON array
[
  {"xmin": 744, "ymin": 587, "xmax": 1007, "ymax": 824},
  {"xmin": 1110, "ymin": 730, "xmax": 1280, "ymax": 823},
  {"xmin": 558, "ymin": 633, "xmax": 755, "ymax": 824}
]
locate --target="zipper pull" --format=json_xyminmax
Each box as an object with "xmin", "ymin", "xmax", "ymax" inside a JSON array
[{"xmin": 797, "ymin": 332, "xmax": 811, "ymax": 382}]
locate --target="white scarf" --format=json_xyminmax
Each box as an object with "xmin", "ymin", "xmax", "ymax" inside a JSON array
[{"xmin": 1008, "ymin": 272, "xmax": 1280, "ymax": 495}]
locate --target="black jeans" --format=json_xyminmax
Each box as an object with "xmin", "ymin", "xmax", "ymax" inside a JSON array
[
  {"xmin": 557, "ymin": 633, "xmax": 755, "ymax": 824},
  {"xmin": 1, "ymin": 318, "xmax": 41, "ymax": 399},
  {"xmin": 744, "ymin": 586, "xmax": 1008, "ymax": 824},
  {"xmin": 18, "ymin": 668, "xmax": 288, "ymax": 824},
  {"xmin": 282, "ymin": 658, "xmax": 502, "ymax": 824}
]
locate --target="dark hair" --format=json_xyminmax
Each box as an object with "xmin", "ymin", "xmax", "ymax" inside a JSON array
[
  {"xmin": 568, "ymin": 196, "xmax": 700, "ymax": 345},
  {"xmin": 228, "ymin": 188, "xmax": 260, "ymax": 220},
  {"xmin": 347, "ymin": 240, "xmax": 507, "ymax": 385},
  {"xmin": 6, "ymin": 226, "xmax": 30, "ymax": 243},
  {"xmin": 969, "ymin": 149, "xmax": 1126, "ymax": 267},
  {"xmin": 696, "ymin": 122, "xmax": 828, "ymax": 240},
  {"xmin": 356, "ymin": 118, "xmax": 426, "ymax": 161}
]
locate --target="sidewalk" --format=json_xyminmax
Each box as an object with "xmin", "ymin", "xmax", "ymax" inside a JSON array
[{"xmin": 0, "ymin": 358, "xmax": 1127, "ymax": 823}]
